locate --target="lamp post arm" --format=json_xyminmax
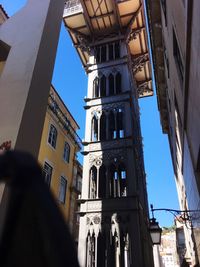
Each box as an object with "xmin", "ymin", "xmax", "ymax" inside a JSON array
[
  {"xmin": 150, "ymin": 204, "xmax": 200, "ymax": 225},
  {"xmin": 151, "ymin": 208, "xmax": 200, "ymax": 213}
]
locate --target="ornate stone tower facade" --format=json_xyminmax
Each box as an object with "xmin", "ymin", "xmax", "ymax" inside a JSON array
[{"xmin": 63, "ymin": 1, "xmax": 153, "ymax": 266}]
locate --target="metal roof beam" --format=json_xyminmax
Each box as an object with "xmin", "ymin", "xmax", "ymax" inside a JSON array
[
  {"xmin": 127, "ymin": 26, "xmax": 145, "ymax": 42},
  {"xmin": 137, "ymin": 79, "xmax": 151, "ymax": 87},
  {"xmin": 125, "ymin": 4, "xmax": 142, "ymax": 38},
  {"xmin": 110, "ymin": 0, "xmax": 122, "ymax": 30},
  {"xmin": 132, "ymin": 51, "xmax": 149, "ymax": 59},
  {"xmin": 90, "ymin": 11, "xmax": 113, "ymax": 19},
  {"xmin": 64, "ymin": 25, "xmax": 89, "ymax": 40},
  {"xmin": 79, "ymin": 0, "xmax": 94, "ymax": 34}
]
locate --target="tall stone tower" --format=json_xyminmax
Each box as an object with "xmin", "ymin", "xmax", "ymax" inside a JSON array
[{"xmin": 63, "ymin": 1, "xmax": 154, "ymax": 266}]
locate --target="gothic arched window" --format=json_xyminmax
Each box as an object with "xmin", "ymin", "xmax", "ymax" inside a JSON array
[
  {"xmin": 114, "ymin": 42, "xmax": 120, "ymax": 59},
  {"xmin": 108, "ymin": 74, "xmax": 114, "ymax": 96},
  {"xmin": 91, "ymin": 114, "xmax": 98, "ymax": 142},
  {"xmin": 109, "ymin": 43, "xmax": 114, "ymax": 61},
  {"xmin": 93, "ymin": 77, "xmax": 99, "ymax": 98},
  {"xmin": 101, "ymin": 45, "xmax": 107, "ymax": 62},
  {"xmin": 109, "ymin": 163, "xmax": 127, "ymax": 198},
  {"xmin": 108, "ymin": 111, "xmax": 116, "ymax": 140},
  {"xmin": 100, "ymin": 113, "xmax": 107, "ymax": 141},
  {"xmin": 97, "ymin": 232, "xmax": 106, "ymax": 267},
  {"xmin": 109, "ymin": 164, "xmax": 117, "ymax": 198},
  {"xmin": 96, "ymin": 46, "xmax": 101, "ymax": 63},
  {"xmin": 100, "ymin": 75, "xmax": 106, "ymax": 97},
  {"xmin": 99, "ymin": 165, "xmax": 106, "ymax": 198},
  {"xmin": 119, "ymin": 164, "xmax": 127, "ymax": 197},
  {"xmin": 115, "ymin": 72, "xmax": 121, "ymax": 94},
  {"xmin": 89, "ymin": 166, "xmax": 97, "ymax": 199},
  {"xmin": 86, "ymin": 231, "xmax": 96, "ymax": 267},
  {"xmin": 117, "ymin": 108, "xmax": 124, "ymax": 138}
]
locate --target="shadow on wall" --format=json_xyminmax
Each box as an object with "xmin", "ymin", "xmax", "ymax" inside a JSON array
[{"xmin": 0, "ymin": 150, "xmax": 79, "ymax": 267}]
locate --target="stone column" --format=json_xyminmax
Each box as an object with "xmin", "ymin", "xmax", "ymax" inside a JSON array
[
  {"xmin": 0, "ymin": 0, "xmax": 65, "ymax": 202},
  {"xmin": 0, "ymin": 0, "xmax": 65, "ymax": 156}
]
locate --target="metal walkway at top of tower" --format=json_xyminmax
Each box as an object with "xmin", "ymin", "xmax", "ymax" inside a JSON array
[{"xmin": 63, "ymin": 0, "xmax": 153, "ymax": 98}]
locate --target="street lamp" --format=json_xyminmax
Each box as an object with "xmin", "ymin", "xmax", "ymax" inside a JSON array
[
  {"xmin": 149, "ymin": 217, "xmax": 162, "ymax": 245},
  {"xmin": 149, "ymin": 203, "xmax": 200, "ymax": 245},
  {"xmin": 149, "ymin": 205, "xmax": 162, "ymax": 245}
]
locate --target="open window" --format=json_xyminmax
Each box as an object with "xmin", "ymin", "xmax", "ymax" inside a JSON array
[
  {"xmin": 108, "ymin": 111, "xmax": 116, "ymax": 140},
  {"xmin": 100, "ymin": 112, "xmax": 107, "ymax": 141},
  {"xmin": 89, "ymin": 166, "xmax": 97, "ymax": 199},
  {"xmin": 117, "ymin": 109, "xmax": 124, "ymax": 138},
  {"xmin": 119, "ymin": 164, "xmax": 127, "ymax": 197},
  {"xmin": 48, "ymin": 124, "xmax": 57, "ymax": 148},
  {"xmin": 115, "ymin": 72, "xmax": 121, "ymax": 94},
  {"xmin": 99, "ymin": 165, "xmax": 106, "ymax": 198},
  {"xmin": 100, "ymin": 75, "xmax": 106, "ymax": 97},
  {"xmin": 93, "ymin": 77, "xmax": 99, "ymax": 98},
  {"xmin": 91, "ymin": 114, "xmax": 98, "ymax": 141},
  {"xmin": 114, "ymin": 42, "xmax": 120, "ymax": 59},
  {"xmin": 109, "ymin": 74, "xmax": 114, "ymax": 96}
]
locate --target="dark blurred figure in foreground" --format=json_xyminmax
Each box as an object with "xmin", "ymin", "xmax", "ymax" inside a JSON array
[{"xmin": 0, "ymin": 150, "xmax": 80, "ymax": 267}]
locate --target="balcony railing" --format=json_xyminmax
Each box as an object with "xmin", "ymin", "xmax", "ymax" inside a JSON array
[{"xmin": 63, "ymin": 0, "xmax": 83, "ymax": 16}]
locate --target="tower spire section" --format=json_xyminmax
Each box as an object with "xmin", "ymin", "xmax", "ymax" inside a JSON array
[{"xmin": 63, "ymin": 1, "xmax": 154, "ymax": 266}]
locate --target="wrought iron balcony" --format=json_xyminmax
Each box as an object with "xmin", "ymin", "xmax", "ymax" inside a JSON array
[{"xmin": 63, "ymin": 0, "xmax": 83, "ymax": 17}]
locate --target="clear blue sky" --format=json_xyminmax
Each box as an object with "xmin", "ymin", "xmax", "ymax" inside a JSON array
[{"xmin": 1, "ymin": 0, "xmax": 180, "ymax": 226}]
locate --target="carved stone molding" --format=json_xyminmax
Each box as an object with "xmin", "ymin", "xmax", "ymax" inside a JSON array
[
  {"xmin": 88, "ymin": 148, "xmax": 127, "ymax": 166},
  {"xmin": 132, "ymin": 54, "xmax": 149, "ymax": 75},
  {"xmin": 90, "ymin": 102, "xmax": 124, "ymax": 114},
  {"xmin": 86, "ymin": 213, "xmax": 131, "ymax": 227}
]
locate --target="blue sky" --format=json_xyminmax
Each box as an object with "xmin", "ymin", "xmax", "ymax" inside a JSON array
[{"xmin": 1, "ymin": 0, "xmax": 180, "ymax": 226}]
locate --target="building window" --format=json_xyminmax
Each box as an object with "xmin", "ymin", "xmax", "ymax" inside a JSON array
[
  {"xmin": 63, "ymin": 142, "xmax": 70, "ymax": 162},
  {"xmin": 95, "ymin": 41, "xmax": 120, "ymax": 63},
  {"xmin": 173, "ymin": 29, "xmax": 184, "ymax": 83},
  {"xmin": 115, "ymin": 72, "xmax": 121, "ymax": 94},
  {"xmin": 101, "ymin": 45, "xmax": 107, "ymax": 62},
  {"xmin": 109, "ymin": 163, "xmax": 127, "ymax": 198},
  {"xmin": 108, "ymin": 109, "xmax": 124, "ymax": 140},
  {"xmin": 100, "ymin": 75, "xmax": 106, "ymax": 97},
  {"xmin": 109, "ymin": 72, "xmax": 122, "ymax": 96},
  {"xmin": 109, "ymin": 111, "xmax": 116, "ymax": 139},
  {"xmin": 76, "ymin": 175, "xmax": 82, "ymax": 192},
  {"xmin": 99, "ymin": 165, "xmax": 106, "ymax": 198},
  {"xmin": 109, "ymin": 43, "xmax": 114, "ymax": 60},
  {"xmin": 89, "ymin": 166, "xmax": 97, "ymax": 199},
  {"xmin": 100, "ymin": 113, "xmax": 107, "ymax": 141},
  {"xmin": 114, "ymin": 42, "xmax": 120, "ymax": 59},
  {"xmin": 58, "ymin": 176, "xmax": 67, "ymax": 204},
  {"xmin": 91, "ymin": 114, "xmax": 99, "ymax": 142},
  {"xmin": 93, "ymin": 77, "xmax": 99, "ymax": 98},
  {"xmin": 93, "ymin": 71, "xmax": 122, "ymax": 99},
  {"xmin": 48, "ymin": 124, "xmax": 57, "ymax": 148},
  {"xmin": 117, "ymin": 109, "xmax": 124, "ymax": 138},
  {"xmin": 109, "ymin": 73, "xmax": 115, "ymax": 96},
  {"xmin": 43, "ymin": 162, "xmax": 53, "ymax": 187}
]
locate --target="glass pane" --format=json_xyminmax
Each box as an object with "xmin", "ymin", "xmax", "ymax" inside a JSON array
[{"xmin": 59, "ymin": 177, "xmax": 67, "ymax": 203}]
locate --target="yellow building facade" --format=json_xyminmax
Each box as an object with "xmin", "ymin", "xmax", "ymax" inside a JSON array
[{"xmin": 38, "ymin": 85, "xmax": 82, "ymax": 223}]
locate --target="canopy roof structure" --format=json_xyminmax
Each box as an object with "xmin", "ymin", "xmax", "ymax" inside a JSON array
[{"xmin": 63, "ymin": 0, "xmax": 153, "ymax": 98}]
